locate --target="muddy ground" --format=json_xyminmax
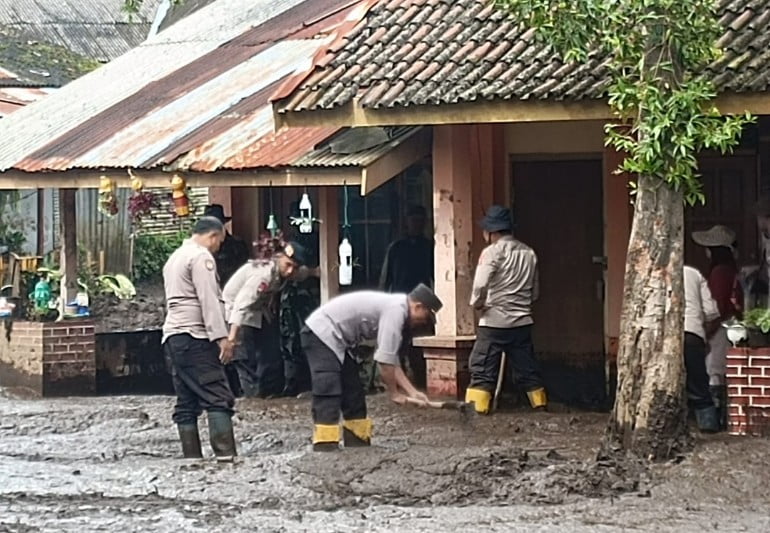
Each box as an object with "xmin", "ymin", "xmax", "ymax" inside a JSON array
[
  {"xmin": 0, "ymin": 390, "xmax": 768, "ymax": 532},
  {"xmin": 90, "ymin": 281, "xmax": 166, "ymax": 334}
]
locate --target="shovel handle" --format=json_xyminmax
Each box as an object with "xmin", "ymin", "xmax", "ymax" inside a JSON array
[{"xmin": 404, "ymin": 397, "xmax": 443, "ymax": 409}]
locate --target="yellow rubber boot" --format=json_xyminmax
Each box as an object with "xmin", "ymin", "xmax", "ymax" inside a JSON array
[
  {"xmin": 342, "ymin": 418, "xmax": 373, "ymax": 447},
  {"xmin": 527, "ymin": 387, "xmax": 548, "ymax": 410},
  {"xmin": 312, "ymin": 424, "xmax": 341, "ymax": 452},
  {"xmin": 465, "ymin": 387, "xmax": 492, "ymax": 414}
]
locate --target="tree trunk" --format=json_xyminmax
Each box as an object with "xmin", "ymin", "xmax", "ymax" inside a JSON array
[{"xmin": 603, "ymin": 174, "xmax": 690, "ymax": 460}]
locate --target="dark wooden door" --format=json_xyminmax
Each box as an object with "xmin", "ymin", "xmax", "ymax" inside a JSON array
[
  {"xmin": 685, "ymin": 156, "xmax": 758, "ymax": 274},
  {"xmin": 512, "ymin": 159, "xmax": 605, "ymax": 407}
]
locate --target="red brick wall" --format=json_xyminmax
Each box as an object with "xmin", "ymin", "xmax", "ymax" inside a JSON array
[
  {"xmin": 726, "ymin": 348, "xmax": 770, "ymax": 436},
  {"xmin": 0, "ymin": 320, "xmax": 95, "ymax": 396}
]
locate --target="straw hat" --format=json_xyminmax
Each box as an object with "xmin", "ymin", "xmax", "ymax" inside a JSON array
[{"xmin": 692, "ymin": 225, "xmax": 737, "ymax": 248}]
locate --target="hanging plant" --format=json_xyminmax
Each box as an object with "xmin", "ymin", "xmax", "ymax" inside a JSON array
[
  {"xmin": 252, "ymin": 230, "xmax": 285, "ymax": 260},
  {"xmin": 128, "ymin": 190, "xmax": 159, "ymax": 225}
]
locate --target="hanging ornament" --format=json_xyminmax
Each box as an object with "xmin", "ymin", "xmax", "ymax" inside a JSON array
[
  {"xmin": 266, "ymin": 214, "xmax": 279, "ymax": 237},
  {"xmin": 290, "ymin": 189, "xmax": 321, "ymax": 233},
  {"xmin": 98, "ymin": 175, "xmax": 118, "ymax": 216},
  {"xmin": 339, "ymin": 183, "xmax": 353, "ymax": 286},
  {"xmin": 170, "ymin": 174, "xmax": 190, "ymax": 217},
  {"xmin": 339, "ymin": 237, "xmax": 353, "ymax": 286},
  {"xmin": 129, "ymin": 170, "xmax": 144, "ymax": 192}
]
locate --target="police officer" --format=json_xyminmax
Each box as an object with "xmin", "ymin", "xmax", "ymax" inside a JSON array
[
  {"xmin": 222, "ymin": 242, "xmax": 313, "ymax": 398},
  {"xmin": 465, "ymin": 205, "xmax": 548, "ymax": 414},
  {"xmin": 162, "ymin": 216, "xmax": 236, "ymax": 460},
  {"xmin": 203, "ymin": 204, "xmax": 250, "ymax": 287},
  {"xmin": 301, "ymin": 283, "xmax": 441, "ymax": 451}
]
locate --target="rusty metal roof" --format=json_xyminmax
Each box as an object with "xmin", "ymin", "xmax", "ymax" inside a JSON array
[
  {"xmin": 274, "ymin": 0, "xmax": 770, "ymax": 113},
  {"xmin": 0, "ymin": 66, "xmax": 56, "ymax": 118},
  {"xmin": 0, "ymin": 0, "xmax": 381, "ymax": 175}
]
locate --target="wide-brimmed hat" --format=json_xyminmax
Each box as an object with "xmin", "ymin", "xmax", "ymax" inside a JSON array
[
  {"xmin": 692, "ymin": 225, "xmax": 737, "ymax": 248},
  {"xmin": 203, "ymin": 204, "xmax": 231, "ymax": 223},
  {"xmin": 282, "ymin": 241, "xmax": 309, "ymax": 267},
  {"xmin": 409, "ymin": 283, "xmax": 443, "ymax": 313},
  {"xmin": 480, "ymin": 205, "xmax": 513, "ymax": 233}
]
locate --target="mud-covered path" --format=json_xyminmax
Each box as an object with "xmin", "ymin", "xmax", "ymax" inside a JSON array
[{"xmin": 1, "ymin": 390, "xmax": 768, "ymax": 532}]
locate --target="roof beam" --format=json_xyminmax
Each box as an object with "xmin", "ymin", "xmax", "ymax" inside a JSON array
[
  {"xmin": 0, "ymin": 168, "xmax": 363, "ymax": 189},
  {"xmin": 361, "ymin": 127, "xmax": 432, "ymax": 195},
  {"xmin": 275, "ymin": 92, "xmax": 770, "ymax": 129}
]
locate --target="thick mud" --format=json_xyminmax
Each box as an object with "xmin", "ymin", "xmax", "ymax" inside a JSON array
[{"xmin": 0, "ymin": 389, "xmax": 769, "ymax": 532}]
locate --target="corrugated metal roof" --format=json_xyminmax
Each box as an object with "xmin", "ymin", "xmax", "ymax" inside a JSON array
[
  {"xmin": 294, "ymin": 126, "xmax": 423, "ymax": 167},
  {"xmin": 0, "ymin": 0, "xmax": 386, "ymax": 178},
  {"xmin": 0, "ymin": 0, "xmax": 162, "ymax": 62},
  {"xmin": 0, "ymin": 66, "xmax": 56, "ymax": 117}
]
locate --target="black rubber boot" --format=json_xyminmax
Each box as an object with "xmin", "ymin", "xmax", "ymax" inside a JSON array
[
  {"xmin": 695, "ymin": 406, "xmax": 720, "ymax": 433},
  {"xmin": 710, "ymin": 385, "xmax": 727, "ymax": 431},
  {"xmin": 207, "ymin": 411, "xmax": 237, "ymax": 461},
  {"xmin": 177, "ymin": 423, "xmax": 203, "ymax": 459}
]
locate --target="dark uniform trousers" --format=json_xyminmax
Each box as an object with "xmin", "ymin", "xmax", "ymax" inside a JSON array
[
  {"xmin": 232, "ymin": 319, "xmax": 283, "ymax": 397},
  {"xmin": 301, "ymin": 328, "xmax": 366, "ymax": 425},
  {"xmin": 684, "ymin": 332, "xmax": 715, "ymax": 410},
  {"xmin": 468, "ymin": 325, "xmax": 544, "ymax": 392},
  {"xmin": 164, "ymin": 334, "xmax": 235, "ymax": 425}
]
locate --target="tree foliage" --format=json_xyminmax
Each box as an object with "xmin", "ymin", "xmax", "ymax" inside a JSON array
[{"xmin": 496, "ymin": 0, "xmax": 753, "ymax": 205}]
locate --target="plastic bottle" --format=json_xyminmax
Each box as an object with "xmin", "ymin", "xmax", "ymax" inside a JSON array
[{"xmin": 339, "ymin": 237, "xmax": 353, "ymax": 286}]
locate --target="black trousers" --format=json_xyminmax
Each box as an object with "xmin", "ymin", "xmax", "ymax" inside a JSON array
[
  {"xmin": 231, "ymin": 319, "xmax": 283, "ymax": 397},
  {"xmin": 684, "ymin": 332, "xmax": 714, "ymax": 410},
  {"xmin": 164, "ymin": 334, "xmax": 234, "ymax": 425},
  {"xmin": 468, "ymin": 325, "xmax": 544, "ymax": 392},
  {"xmin": 301, "ymin": 328, "xmax": 366, "ymax": 425}
]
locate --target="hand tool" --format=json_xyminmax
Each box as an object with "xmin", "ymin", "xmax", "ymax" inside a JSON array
[
  {"xmin": 404, "ymin": 396, "xmax": 477, "ymax": 422},
  {"xmin": 492, "ymin": 351, "xmax": 506, "ymax": 413}
]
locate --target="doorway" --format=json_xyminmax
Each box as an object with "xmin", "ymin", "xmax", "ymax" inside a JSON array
[{"xmin": 512, "ymin": 158, "xmax": 606, "ymax": 408}]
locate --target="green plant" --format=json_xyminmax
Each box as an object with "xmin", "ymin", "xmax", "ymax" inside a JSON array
[
  {"xmin": 132, "ymin": 231, "xmax": 187, "ymax": 282},
  {"xmin": 0, "ymin": 191, "xmax": 26, "ymax": 254},
  {"xmin": 97, "ymin": 274, "xmax": 136, "ymax": 300},
  {"xmin": 743, "ymin": 308, "xmax": 770, "ymax": 334}
]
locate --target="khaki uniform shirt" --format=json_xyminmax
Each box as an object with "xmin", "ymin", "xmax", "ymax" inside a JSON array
[
  {"xmin": 222, "ymin": 260, "xmax": 282, "ymax": 329},
  {"xmin": 684, "ymin": 265, "xmax": 720, "ymax": 340},
  {"xmin": 162, "ymin": 239, "xmax": 228, "ymax": 344},
  {"xmin": 305, "ymin": 291, "xmax": 409, "ymax": 365},
  {"xmin": 470, "ymin": 235, "xmax": 539, "ymax": 328}
]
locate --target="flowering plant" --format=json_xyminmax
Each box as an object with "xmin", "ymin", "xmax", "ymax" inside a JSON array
[
  {"xmin": 252, "ymin": 230, "xmax": 285, "ymax": 260},
  {"xmin": 128, "ymin": 190, "xmax": 159, "ymax": 224}
]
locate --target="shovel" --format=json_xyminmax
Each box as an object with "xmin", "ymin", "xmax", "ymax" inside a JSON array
[{"xmin": 404, "ymin": 397, "xmax": 477, "ymax": 422}]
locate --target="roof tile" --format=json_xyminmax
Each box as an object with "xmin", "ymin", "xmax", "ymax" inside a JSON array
[{"xmin": 276, "ymin": 0, "xmax": 770, "ymax": 112}]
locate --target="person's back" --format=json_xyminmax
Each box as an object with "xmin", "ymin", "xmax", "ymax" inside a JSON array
[
  {"xmin": 684, "ymin": 265, "xmax": 719, "ymax": 340},
  {"xmin": 475, "ymin": 236, "xmax": 538, "ymax": 328}
]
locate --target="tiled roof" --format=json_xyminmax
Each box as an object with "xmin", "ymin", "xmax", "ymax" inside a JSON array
[{"xmin": 275, "ymin": 0, "xmax": 770, "ymax": 112}]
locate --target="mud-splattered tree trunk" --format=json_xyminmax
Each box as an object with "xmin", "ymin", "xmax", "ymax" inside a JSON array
[{"xmin": 603, "ymin": 175, "xmax": 688, "ymax": 460}]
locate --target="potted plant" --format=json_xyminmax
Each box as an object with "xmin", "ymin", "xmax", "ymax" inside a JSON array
[{"xmin": 742, "ymin": 308, "xmax": 770, "ymax": 348}]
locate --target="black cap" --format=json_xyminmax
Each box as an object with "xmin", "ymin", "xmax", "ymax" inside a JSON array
[
  {"xmin": 409, "ymin": 283, "xmax": 443, "ymax": 313},
  {"xmin": 480, "ymin": 205, "xmax": 513, "ymax": 232},
  {"xmin": 282, "ymin": 241, "xmax": 309, "ymax": 267},
  {"xmin": 203, "ymin": 204, "xmax": 231, "ymax": 223}
]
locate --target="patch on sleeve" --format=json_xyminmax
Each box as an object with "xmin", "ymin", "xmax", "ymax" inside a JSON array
[
  {"xmin": 205, "ymin": 259, "xmax": 215, "ymax": 271},
  {"xmin": 258, "ymin": 281, "xmax": 269, "ymax": 293}
]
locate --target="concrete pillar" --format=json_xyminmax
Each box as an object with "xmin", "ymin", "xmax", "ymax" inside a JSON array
[
  {"xmin": 415, "ymin": 124, "xmax": 505, "ymax": 398},
  {"xmin": 318, "ymin": 187, "xmax": 339, "ymax": 303}
]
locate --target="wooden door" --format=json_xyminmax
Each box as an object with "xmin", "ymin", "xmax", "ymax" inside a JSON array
[
  {"xmin": 512, "ymin": 159, "xmax": 606, "ymax": 407},
  {"xmin": 685, "ymin": 156, "xmax": 758, "ymax": 273}
]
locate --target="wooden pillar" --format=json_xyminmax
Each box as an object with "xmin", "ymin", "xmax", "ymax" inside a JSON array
[
  {"xmin": 36, "ymin": 188, "xmax": 45, "ymax": 256},
  {"xmin": 318, "ymin": 187, "xmax": 339, "ymax": 303},
  {"xmin": 208, "ymin": 187, "xmax": 232, "ymax": 213},
  {"xmin": 58, "ymin": 188, "xmax": 78, "ymax": 317},
  {"xmin": 231, "ymin": 186, "xmax": 261, "ymax": 253}
]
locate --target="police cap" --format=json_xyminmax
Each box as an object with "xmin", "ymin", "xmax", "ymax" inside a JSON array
[{"xmin": 409, "ymin": 283, "xmax": 443, "ymax": 313}]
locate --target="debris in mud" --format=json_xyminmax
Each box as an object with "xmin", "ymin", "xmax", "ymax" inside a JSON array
[
  {"xmin": 90, "ymin": 280, "xmax": 165, "ymax": 334},
  {"xmin": 290, "ymin": 444, "xmax": 650, "ymax": 507}
]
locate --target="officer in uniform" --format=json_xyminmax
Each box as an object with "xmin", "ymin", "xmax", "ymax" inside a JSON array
[
  {"xmin": 222, "ymin": 242, "xmax": 314, "ymax": 398},
  {"xmin": 203, "ymin": 204, "xmax": 250, "ymax": 287},
  {"xmin": 162, "ymin": 216, "xmax": 236, "ymax": 460},
  {"xmin": 301, "ymin": 283, "xmax": 441, "ymax": 451},
  {"xmin": 464, "ymin": 205, "xmax": 548, "ymax": 414}
]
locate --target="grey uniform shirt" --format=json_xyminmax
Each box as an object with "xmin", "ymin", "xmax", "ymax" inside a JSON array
[
  {"xmin": 305, "ymin": 291, "xmax": 408, "ymax": 365},
  {"xmin": 162, "ymin": 239, "xmax": 229, "ymax": 344},
  {"xmin": 222, "ymin": 260, "xmax": 281, "ymax": 329},
  {"xmin": 470, "ymin": 235, "xmax": 539, "ymax": 328}
]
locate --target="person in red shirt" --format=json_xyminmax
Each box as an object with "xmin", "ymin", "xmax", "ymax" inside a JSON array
[{"xmin": 692, "ymin": 225, "xmax": 743, "ymax": 430}]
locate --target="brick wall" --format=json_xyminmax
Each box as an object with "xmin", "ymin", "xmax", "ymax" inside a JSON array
[
  {"xmin": 726, "ymin": 348, "xmax": 770, "ymax": 436},
  {"xmin": 0, "ymin": 320, "xmax": 95, "ymax": 396}
]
